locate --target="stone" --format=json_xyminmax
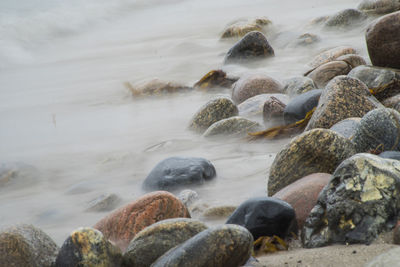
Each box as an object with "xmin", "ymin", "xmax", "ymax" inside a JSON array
[
  {"xmin": 177, "ymin": 189, "xmax": 199, "ymax": 208},
  {"xmin": 238, "ymin": 93, "xmax": 289, "ymax": 119},
  {"xmin": 152, "ymin": 225, "xmax": 253, "ymax": 267},
  {"xmin": 393, "ymin": 221, "xmax": 400, "ymax": 244},
  {"xmin": 336, "ymin": 54, "xmax": 367, "ymax": 68},
  {"xmin": 93, "ymin": 191, "xmax": 190, "ymax": 251},
  {"xmin": 202, "ymin": 205, "xmax": 237, "ymax": 219},
  {"xmin": 142, "ymin": 157, "xmax": 216, "ymax": 191},
  {"xmin": 283, "ymin": 89, "xmax": 322, "ymax": 124},
  {"xmin": 352, "ymin": 108, "xmax": 400, "ymax": 153},
  {"xmin": 366, "ymin": 11, "xmax": 400, "ymax": 69},
  {"xmin": 189, "ymin": 96, "xmax": 238, "ymax": 133},
  {"xmin": 379, "ymin": 151, "xmax": 400, "ymax": 160},
  {"xmin": 305, "ymin": 75, "xmax": 382, "ymax": 130},
  {"xmin": 221, "ymin": 17, "xmax": 272, "ymax": 39},
  {"xmin": 232, "ymin": 73, "xmax": 283, "ymax": 104},
  {"xmin": 55, "ymin": 227, "xmax": 122, "ymax": 267},
  {"xmin": 330, "ymin": 117, "xmax": 361, "ymax": 139},
  {"xmin": 382, "ymin": 94, "xmax": 400, "ymax": 111},
  {"xmin": 268, "ymin": 129, "xmax": 356, "ymax": 196},
  {"xmin": 283, "ymin": 76, "xmax": 316, "ymax": 96},
  {"xmin": 358, "ymin": 0, "xmax": 400, "ymax": 14},
  {"xmin": 308, "ymin": 46, "xmax": 357, "ymax": 69},
  {"xmin": 203, "ymin": 116, "xmax": 261, "ymax": 138},
  {"xmin": 193, "ymin": 70, "xmax": 238, "ymax": 90},
  {"xmin": 85, "ymin": 193, "xmax": 121, "ymax": 212},
  {"xmin": 263, "ymin": 96, "xmax": 287, "ymax": 125},
  {"xmin": 302, "ymin": 153, "xmax": 400, "ymax": 248},
  {"xmin": 273, "ymin": 173, "xmax": 332, "ymax": 229},
  {"xmin": 292, "ymin": 33, "xmax": 320, "ymax": 47},
  {"xmin": 126, "ymin": 79, "xmax": 192, "ymax": 97},
  {"xmin": 0, "ymin": 224, "xmax": 58, "ymax": 267},
  {"xmin": 365, "ymin": 247, "xmax": 400, "ymax": 267},
  {"xmin": 224, "ymin": 31, "xmax": 274, "ymax": 64},
  {"xmin": 306, "ymin": 60, "xmax": 352, "ymax": 88},
  {"xmin": 324, "ymin": 9, "xmax": 367, "ymax": 28},
  {"xmin": 226, "ymin": 197, "xmax": 295, "ymax": 239},
  {"xmin": 0, "ymin": 162, "xmax": 39, "ymax": 190},
  {"xmin": 123, "ymin": 218, "xmax": 207, "ymax": 267}
]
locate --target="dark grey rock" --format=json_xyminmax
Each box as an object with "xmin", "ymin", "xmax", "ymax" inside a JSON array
[
  {"xmin": 365, "ymin": 247, "xmax": 400, "ymax": 267},
  {"xmin": 306, "ymin": 60, "xmax": 352, "ymax": 88},
  {"xmin": 203, "ymin": 116, "xmax": 261, "ymax": 138},
  {"xmin": 379, "ymin": 151, "xmax": 400, "ymax": 160},
  {"xmin": 358, "ymin": 0, "xmax": 400, "ymax": 15},
  {"xmin": 324, "ymin": 9, "xmax": 367, "ymax": 28},
  {"xmin": 283, "ymin": 89, "xmax": 322, "ymax": 124},
  {"xmin": 330, "ymin": 117, "xmax": 361, "ymax": 139},
  {"xmin": 283, "ymin": 76, "xmax": 316, "ymax": 96},
  {"xmin": 85, "ymin": 193, "xmax": 121, "ymax": 212}
]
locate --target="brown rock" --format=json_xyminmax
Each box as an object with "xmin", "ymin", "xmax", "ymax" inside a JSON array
[
  {"xmin": 93, "ymin": 191, "xmax": 190, "ymax": 251},
  {"xmin": 221, "ymin": 17, "xmax": 272, "ymax": 39},
  {"xmin": 336, "ymin": 54, "xmax": 367, "ymax": 68},
  {"xmin": 393, "ymin": 220, "xmax": 400, "ymax": 244},
  {"xmin": 306, "ymin": 60, "xmax": 352, "ymax": 88},
  {"xmin": 358, "ymin": 0, "xmax": 400, "ymax": 15},
  {"xmin": 308, "ymin": 46, "xmax": 357, "ymax": 69},
  {"xmin": 125, "ymin": 79, "xmax": 192, "ymax": 97},
  {"xmin": 263, "ymin": 96, "xmax": 287, "ymax": 124}
]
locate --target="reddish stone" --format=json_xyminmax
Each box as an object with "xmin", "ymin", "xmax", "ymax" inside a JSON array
[
  {"xmin": 272, "ymin": 173, "xmax": 331, "ymax": 229},
  {"xmin": 94, "ymin": 191, "xmax": 190, "ymax": 251}
]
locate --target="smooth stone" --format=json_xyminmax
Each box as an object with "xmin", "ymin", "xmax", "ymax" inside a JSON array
[
  {"xmin": 268, "ymin": 129, "xmax": 356, "ymax": 196},
  {"xmin": 329, "ymin": 117, "xmax": 361, "ymax": 139},
  {"xmin": 0, "ymin": 162, "xmax": 39, "ymax": 190},
  {"xmin": 203, "ymin": 116, "xmax": 261, "ymax": 138},
  {"xmin": 263, "ymin": 96, "xmax": 287, "ymax": 125},
  {"xmin": 189, "ymin": 96, "xmax": 238, "ymax": 133},
  {"xmin": 142, "ymin": 157, "xmax": 216, "ymax": 191},
  {"xmin": 358, "ymin": 0, "xmax": 400, "ymax": 14},
  {"xmin": 127, "ymin": 79, "xmax": 192, "ymax": 96},
  {"xmin": 202, "ymin": 205, "xmax": 237, "ymax": 219},
  {"xmin": 221, "ymin": 17, "xmax": 272, "ymax": 39},
  {"xmin": 238, "ymin": 93, "xmax": 289, "ymax": 119},
  {"xmin": 366, "ymin": 11, "xmax": 400, "ymax": 69},
  {"xmin": 283, "ymin": 76, "xmax": 316, "ymax": 96},
  {"xmin": 302, "ymin": 153, "xmax": 400, "ymax": 248},
  {"xmin": 324, "ymin": 9, "xmax": 367, "ymax": 28},
  {"xmin": 273, "ymin": 173, "xmax": 332, "ymax": 229},
  {"xmin": 177, "ymin": 189, "xmax": 199, "ymax": 208},
  {"xmin": 308, "ymin": 46, "xmax": 357, "ymax": 69},
  {"xmin": 85, "ymin": 193, "xmax": 121, "ymax": 212},
  {"xmin": 0, "ymin": 224, "xmax": 59, "ymax": 267},
  {"xmin": 379, "ymin": 151, "xmax": 400, "ymax": 160},
  {"xmin": 224, "ymin": 31, "xmax": 274, "ymax": 65},
  {"xmin": 93, "ymin": 191, "xmax": 190, "ymax": 251},
  {"xmin": 352, "ymin": 108, "xmax": 400, "ymax": 153},
  {"xmin": 226, "ymin": 197, "xmax": 295, "ymax": 239},
  {"xmin": 365, "ymin": 247, "xmax": 400, "ymax": 267},
  {"xmin": 336, "ymin": 54, "xmax": 367, "ymax": 68},
  {"xmin": 283, "ymin": 89, "xmax": 322, "ymax": 124},
  {"xmin": 55, "ymin": 227, "xmax": 122, "ymax": 267},
  {"xmin": 123, "ymin": 218, "xmax": 207, "ymax": 267},
  {"xmin": 306, "ymin": 60, "xmax": 352, "ymax": 88},
  {"xmin": 152, "ymin": 225, "xmax": 253, "ymax": 267},
  {"xmin": 305, "ymin": 75, "xmax": 382, "ymax": 130}
]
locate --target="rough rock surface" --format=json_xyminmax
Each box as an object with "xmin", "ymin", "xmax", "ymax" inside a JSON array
[
  {"xmin": 283, "ymin": 89, "xmax": 322, "ymax": 124},
  {"xmin": 330, "ymin": 117, "xmax": 361, "ymax": 139},
  {"xmin": 268, "ymin": 129, "xmax": 356, "ymax": 196},
  {"xmin": 203, "ymin": 116, "xmax": 261, "ymax": 138},
  {"xmin": 383, "ymin": 94, "xmax": 400, "ymax": 111},
  {"xmin": 283, "ymin": 76, "xmax": 316, "ymax": 96},
  {"xmin": 324, "ymin": 9, "xmax": 367, "ymax": 28},
  {"xmin": 306, "ymin": 60, "xmax": 352, "ymax": 88},
  {"xmin": 358, "ymin": 0, "xmax": 400, "ymax": 14},
  {"xmin": 308, "ymin": 46, "xmax": 356, "ymax": 69}
]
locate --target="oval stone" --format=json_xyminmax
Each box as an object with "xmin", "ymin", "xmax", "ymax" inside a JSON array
[
  {"xmin": 238, "ymin": 93, "xmax": 289, "ymax": 119},
  {"xmin": 330, "ymin": 117, "xmax": 361, "ymax": 139},
  {"xmin": 283, "ymin": 76, "xmax": 316, "ymax": 96},
  {"xmin": 308, "ymin": 46, "xmax": 356, "ymax": 69},
  {"xmin": 336, "ymin": 54, "xmax": 367, "ymax": 68},
  {"xmin": 358, "ymin": 0, "xmax": 400, "ymax": 14},
  {"xmin": 221, "ymin": 17, "xmax": 272, "ymax": 39},
  {"xmin": 306, "ymin": 60, "xmax": 352, "ymax": 88},
  {"xmin": 283, "ymin": 89, "xmax": 322, "ymax": 124},
  {"xmin": 203, "ymin": 116, "xmax": 261, "ymax": 138}
]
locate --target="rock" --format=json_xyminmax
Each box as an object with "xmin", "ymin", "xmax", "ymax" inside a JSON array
[
  {"xmin": 202, "ymin": 205, "xmax": 237, "ymax": 219},
  {"xmin": 306, "ymin": 60, "xmax": 352, "ymax": 88},
  {"xmin": 142, "ymin": 157, "xmax": 216, "ymax": 191},
  {"xmin": 123, "ymin": 218, "xmax": 207, "ymax": 267},
  {"xmin": 382, "ymin": 94, "xmax": 400, "ymax": 111},
  {"xmin": 352, "ymin": 108, "xmax": 400, "ymax": 153},
  {"xmin": 238, "ymin": 93, "xmax": 289, "ymax": 119},
  {"xmin": 336, "ymin": 54, "xmax": 367, "ymax": 68},
  {"xmin": 193, "ymin": 70, "xmax": 238, "ymax": 90},
  {"xmin": 268, "ymin": 129, "xmax": 356, "ymax": 196},
  {"xmin": 177, "ymin": 189, "xmax": 199, "ymax": 208},
  {"xmin": 292, "ymin": 33, "xmax": 320, "ymax": 47},
  {"xmin": 358, "ymin": 0, "xmax": 400, "ymax": 14},
  {"xmin": 224, "ymin": 31, "xmax": 274, "ymax": 65},
  {"xmin": 125, "ymin": 79, "xmax": 192, "ymax": 97},
  {"xmin": 85, "ymin": 193, "xmax": 121, "ymax": 212},
  {"xmin": 365, "ymin": 247, "xmax": 400, "ymax": 267},
  {"xmin": 152, "ymin": 225, "xmax": 253, "ymax": 267},
  {"xmin": 93, "ymin": 191, "xmax": 190, "ymax": 251},
  {"xmin": 263, "ymin": 96, "xmax": 287, "ymax": 125},
  {"xmin": 308, "ymin": 16, "xmax": 330, "ymax": 26},
  {"xmin": 366, "ymin": 11, "xmax": 400, "ymax": 69},
  {"xmin": 379, "ymin": 150, "xmax": 400, "ymax": 160},
  {"xmin": 283, "ymin": 76, "xmax": 316, "ymax": 96},
  {"xmin": 302, "ymin": 153, "xmax": 400, "ymax": 248},
  {"xmin": 226, "ymin": 197, "xmax": 295, "ymax": 239},
  {"xmin": 221, "ymin": 17, "xmax": 272, "ymax": 39},
  {"xmin": 283, "ymin": 89, "xmax": 322, "ymax": 124},
  {"xmin": 393, "ymin": 221, "xmax": 400, "ymax": 244},
  {"xmin": 0, "ymin": 224, "xmax": 58, "ymax": 267},
  {"xmin": 305, "ymin": 75, "xmax": 382, "ymax": 130},
  {"xmin": 273, "ymin": 173, "xmax": 332, "ymax": 229},
  {"xmin": 0, "ymin": 162, "xmax": 39, "ymax": 190},
  {"xmin": 203, "ymin": 116, "xmax": 261, "ymax": 138},
  {"xmin": 232, "ymin": 73, "xmax": 283, "ymax": 104},
  {"xmin": 55, "ymin": 227, "xmax": 122, "ymax": 267},
  {"xmin": 324, "ymin": 9, "xmax": 367, "ymax": 28},
  {"xmin": 189, "ymin": 96, "xmax": 238, "ymax": 133},
  {"xmin": 308, "ymin": 46, "xmax": 357, "ymax": 69},
  {"xmin": 330, "ymin": 117, "xmax": 361, "ymax": 139}
]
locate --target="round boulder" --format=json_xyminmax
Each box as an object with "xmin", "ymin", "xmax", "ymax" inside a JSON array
[
  {"xmin": 336, "ymin": 54, "xmax": 367, "ymax": 68},
  {"xmin": 324, "ymin": 9, "xmax": 367, "ymax": 28},
  {"xmin": 85, "ymin": 193, "xmax": 121, "ymax": 212},
  {"xmin": 306, "ymin": 60, "xmax": 352, "ymax": 88},
  {"xmin": 283, "ymin": 89, "xmax": 322, "ymax": 124},
  {"xmin": 221, "ymin": 17, "xmax": 272, "ymax": 39},
  {"xmin": 330, "ymin": 117, "xmax": 361, "ymax": 139},
  {"xmin": 203, "ymin": 116, "xmax": 261, "ymax": 138},
  {"xmin": 358, "ymin": 0, "xmax": 400, "ymax": 14},
  {"xmin": 308, "ymin": 46, "xmax": 357, "ymax": 69},
  {"xmin": 283, "ymin": 76, "xmax": 316, "ymax": 96}
]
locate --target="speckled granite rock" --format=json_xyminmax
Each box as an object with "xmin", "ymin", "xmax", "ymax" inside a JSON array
[
  {"xmin": 306, "ymin": 61, "xmax": 352, "ymax": 88},
  {"xmin": 123, "ymin": 218, "xmax": 207, "ymax": 267},
  {"xmin": 55, "ymin": 227, "xmax": 122, "ymax": 267},
  {"xmin": 189, "ymin": 97, "xmax": 238, "ymax": 133},
  {"xmin": 203, "ymin": 116, "xmax": 261, "ymax": 138},
  {"xmin": 330, "ymin": 117, "xmax": 361, "ymax": 139},
  {"xmin": 308, "ymin": 46, "xmax": 357, "ymax": 69},
  {"xmin": 283, "ymin": 76, "xmax": 316, "ymax": 96},
  {"xmin": 85, "ymin": 193, "xmax": 121, "ymax": 212},
  {"xmin": 238, "ymin": 93, "xmax": 289, "ymax": 119},
  {"xmin": 268, "ymin": 129, "xmax": 356, "ymax": 196},
  {"xmin": 365, "ymin": 247, "xmax": 400, "ymax": 267},
  {"xmin": 336, "ymin": 54, "xmax": 367, "ymax": 68},
  {"xmin": 0, "ymin": 224, "xmax": 59, "ymax": 267},
  {"xmin": 382, "ymin": 94, "xmax": 400, "ymax": 111},
  {"xmin": 358, "ymin": 0, "xmax": 400, "ymax": 14},
  {"xmin": 283, "ymin": 89, "xmax": 322, "ymax": 124},
  {"xmin": 221, "ymin": 17, "xmax": 272, "ymax": 39},
  {"xmin": 305, "ymin": 75, "xmax": 382, "ymax": 130},
  {"xmin": 152, "ymin": 225, "xmax": 253, "ymax": 267},
  {"xmin": 324, "ymin": 9, "xmax": 367, "ymax": 28},
  {"xmin": 93, "ymin": 191, "xmax": 190, "ymax": 251}
]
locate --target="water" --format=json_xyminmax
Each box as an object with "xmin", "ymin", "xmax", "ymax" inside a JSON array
[{"xmin": 0, "ymin": 0, "xmax": 368, "ymax": 244}]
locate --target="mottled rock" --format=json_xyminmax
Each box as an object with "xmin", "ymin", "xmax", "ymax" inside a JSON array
[
  {"xmin": 142, "ymin": 157, "xmax": 216, "ymax": 191},
  {"xmin": 85, "ymin": 193, "xmax": 121, "ymax": 212},
  {"xmin": 330, "ymin": 117, "xmax": 361, "ymax": 139},
  {"xmin": 358, "ymin": 0, "xmax": 400, "ymax": 14},
  {"xmin": 152, "ymin": 225, "xmax": 253, "ymax": 267},
  {"xmin": 305, "ymin": 76, "xmax": 382, "ymax": 130},
  {"xmin": 55, "ymin": 227, "xmax": 122, "ymax": 267},
  {"xmin": 283, "ymin": 89, "xmax": 322, "ymax": 124},
  {"xmin": 221, "ymin": 17, "xmax": 272, "ymax": 39},
  {"xmin": 93, "ymin": 191, "xmax": 190, "ymax": 251},
  {"xmin": 292, "ymin": 33, "xmax": 320, "ymax": 47},
  {"xmin": 302, "ymin": 153, "xmax": 400, "ymax": 248},
  {"xmin": 268, "ymin": 129, "xmax": 356, "ymax": 196},
  {"xmin": 189, "ymin": 97, "xmax": 238, "ymax": 133},
  {"xmin": 308, "ymin": 46, "xmax": 357, "ymax": 69},
  {"xmin": 263, "ymin": 96, "xmax": 287, "ymax": 125},
  {"xmin": 379, "ymin": 150, "xmax": 400, "ymax": 160},
  {"xmin": 283, "ymin": 76, "xmax": 316, "ymax": 96},
  {"xmin": 177, "ymin": 189, "xmax": 199, "ymax": 208},
  {"xmin": 306, "ymin": 60, "xmax": 352, "ymax": 88},
  {"xmin": 365, "ymin": 247, "xmax": 400, "ymax": 267},
  {"xmin": 0, "ymin": 224, "xmax": 58, "ymax": 267},
  {"xmin": 193, "ymin": 70, "xmax": 238, "ymax": 90},
  {"xmin": 226, "ymin": 197, "xmax": 295, "ymax": 239},
  {"xmin": 382, "ymin": 94, "xmax": 400, "ymax": 111},
  {"xmin": 366, "ymin": 11, "xmax": 400, "ymax": 69},
  {"xmin": 336, "ymin": 54, "xmax": 367, "ymax": 68},
  {"xmin": 203, "ymin": 116, "xmax": 261, "ymax": 138},
  {"xmin": 123, "ymin": 218, "xmax": 207, "ymax": 267},
  {"xmin": 324, "ymin": 9, "xmax": 367, "ymax": 28},
  {"xmin": 126, "ymin": 79, "xmax": 192, "ymax": 97},
  {"xmin": 273, "ymin": 173, "xmax": 332, "ymax": 229},
  {"xmin": 224, "ymin": 31, "xmax": 274, "ymax": 64},
  {"xmin": 202, "ymin": 205, "xmax": 237, "ymax": 219},
  {"xmin": 0, "ymin": 162, "xmax": 39, "ymax": 190},
  {"xmin": 238, "ymin": 93, "xmax": 289, "ymax": 119}
]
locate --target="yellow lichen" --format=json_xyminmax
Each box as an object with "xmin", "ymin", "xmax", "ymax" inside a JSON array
[{"xmin": 339, "ymin": 215, "xmax": 355, "ymax": 230}]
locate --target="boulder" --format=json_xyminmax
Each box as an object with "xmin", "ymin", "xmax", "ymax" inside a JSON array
[
  {"xmin": 324, "ymin": 9, "xmax": 367, "ymax": 28},
  {"xmin": 306, "ymin": 60, "xmax": 352, "ymax": 88},
  {"xmin": 365, "ymin": 247, "xmax": 400, "ymax": 267},
  {"xmin": 283, "ymin": 76, "xmax": 316, "ymax": 96},
  {"xmin": 308, "ymin": 46, "xmax": 357, "ymax": 69},
  {"xmin": 85, "ymin": 193, "xmax": 121, "ymax": 212},
  {"xmin": 221, "ymin": 17, "xmax": 272, "ymax": 39},
  {"xmin": 283, "ymin": 89, "xmax": 322, "ymax": 124},
  {"xmin": 238, "ymin": 93, "xmax": 289, "ymax": 119},
  {"xmin": 336, "ymin": 54, "xmax": 367, "ymax": 68},
  {"xmin": 382, "ymin": 94, "xmax": 400, "ymax": 111},
  {"xmin": 358, "ymin": 0, "xmax": 400, "ymax": 14},
  {"xmin": 203, "ymin": 116, "xmax": 261, "ymax": 138},
  {"xmin": 330, "ymin": 117, "xmax": 361, "ymax": 139}
]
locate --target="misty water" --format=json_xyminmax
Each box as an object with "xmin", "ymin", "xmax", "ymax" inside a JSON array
[{"xmin": 0, "ymin": 0, "xmax": 371, "ymax": 244}]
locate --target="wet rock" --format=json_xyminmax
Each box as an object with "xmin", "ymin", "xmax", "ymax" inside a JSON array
[
  {"xmin": 365, "ymin": 247, "xmax": 400, "ymax": 267},
  {"xmin": 193, "ymin": 70, "xmax": 238, "ymax": 90},
  {"xmin": 305, "ymin": 76, "xmax": 382, "ymax": 130},
  {"xmin": 324, "ymin": 9, "xmax": 367, "ymax": 28},
  {"xmin": 379, "ymin": 151, "xmax": 400, "ymax": 160},
  {"xmin": 202, "ymin": 205, "xmax": 237, "ymax": 219},
  {"xmin": 203, "ymin": 116, "xmax": 261, "ymax": 138},
  {"xmin": 142, "ymin": 157, "xmax": 216, "ymax": 191},
  {"xmin": 268, "ymin": 129, "xmax": 356, "ymax": 196},
  {"xmin": 263, "ymin": 96, "xmax": 287, "ymax": 125},
  {"xmin": 221, "ymin": 17, "xmax": 272, "ymax": 39},
  {"xmin": 352, "ymin": 108, "xmax": 400, "ymax": 153},
  {"xmin": 0, "ymin": 224, "xmax": 58, "ymax": 267},
  {"xmin": 273, "ymin": 173, "xmax": 332, "ymax": 229},
  {"xmin": 125, "ymin": 79, "xmax": 192, "ymax": 97},
  {"xmin": 0, "ymin": 162, "xmax": 39, "ymax": 190},
  {"xmin": 177, "ymin": 189, "xmax": 199, "ymax": 208},
  {"xmin": 232, "ymin": 73, "xmax": 283, "ymax": 104},
  {"xmin": 189, "ymin": 96, "xmax": 238, "ymax": 133},
  {"xmin": 85, "ymin": 193, "xmax": 121, "ymax": 212},
  {"xmin": 308, "ymin": 46, "xmax": 357, "ymax": 69},
  {"xmin": 366, "ymin": 11, "xmax": 400, "ymax": 69},
  {"xmin": 302, "ymin": 153, "xmax": 400, "ymax": 248},
  {"xmin": 283, "ymin": 76, "xmax": 316, "ymax": 96},
  {"xmin": 55, "ymin": 227, "xmax": 122, "ymax": 267},
  {"xmin": 330, "ymin": 117, "xmax": 361, "ymax": 139},
  {"xmin": 292, "ymin": 33, "xmax": 320, "ymax": 47},
  {"xmin": 382, "ymin": 94, "xmax": 400, "ymax": 111},
  {"xmin": 238, "ymin": 93, "xmax": 289, "ymax": 120},
  {"xmin": 336, "ymin": 54, "xmax": 367, "ymax": 68},
  {"xmin": 306, "ymin": 60, "xmax": 352, "ymax": 88},
  {"xmin": 123, "ymin": 218, "xmax": 207, "ymax": 267},
  {"xmin": 224, "ymin": 31, "xmax": 275, "ymax": 65},
  {"xmin": 358, "ymin": 0, "xmax": 400, "ymax": 15},
  {"xmin": 152, "ymin": 225, "xmax": 253, "ymax": 267},
  {"xmin": 283, "ymin": 89, "xmax": 322, "ymax": 124},
  {"xmin": 93, "ymin": 191, "xmax": 190, "ymax": 251},
  {"xmin": 226, "ymin": 197, "xmax": 295, "ymax": 239},
  {"xmin": 308, "ymin": 16, "xmax": 330, "ymax": 26}
]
